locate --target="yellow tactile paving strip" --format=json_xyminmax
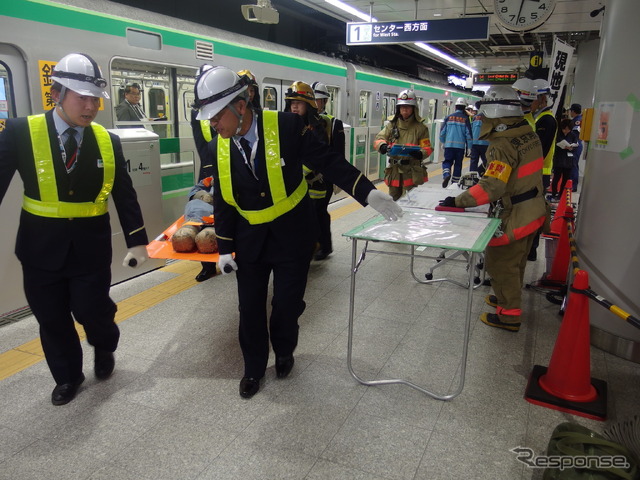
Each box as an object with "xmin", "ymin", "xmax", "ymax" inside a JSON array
[{"xmin": 0, "ymin": 185, "xmax": 392, "ymax": 381}]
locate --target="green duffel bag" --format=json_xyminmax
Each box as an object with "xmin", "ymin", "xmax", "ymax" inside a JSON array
[{"xmin": 543, "ymin": 422, "xmax": 639, "ymax": 480}]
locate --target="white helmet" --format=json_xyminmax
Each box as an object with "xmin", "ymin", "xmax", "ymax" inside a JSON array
[
  {"xmin": 194, "ymin": 66, "xmax": 250, "ymax": 120},
  {"xmin": 532, "ymin": 78, "xmax": 551, "ymax": 95},
  {"xmin": 397, "ymin": 89, "xmax": 417, "ymax": 106},
  {"xmin": 455, "ymin": 97, "xmax": 468, "ymax": 107},
  {"xmin": 311, "ymin": 81, "xmax": 330, "ymax": 100},
  {"xmin": 511, "ymin": 78, "xmax": 537, "ymax": 103},
  {"xmin": 479, "ymin": 86, "xmax": 523, "ymax": 118},
  {"xmin": 51, "ymin": 53, "xmax": 109, "ymax": 99},
  {"xmin": 196, "ymin": 64, "xmax": 213, "ymax": 79}
]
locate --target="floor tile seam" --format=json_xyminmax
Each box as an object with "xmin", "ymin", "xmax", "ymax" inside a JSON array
[{"xmin": 0, "ymin": 261, "xmax": 199, "ymax": 382}]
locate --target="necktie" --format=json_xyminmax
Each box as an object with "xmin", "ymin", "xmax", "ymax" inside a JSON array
[
  {"xmin": 134, "ymin": 104, "xmax": 146, "ymax": 120},
  {"xmin": 63, "ymin": 128, "xmax": 78, "ymax": 172},
  {"xmin": 239, "ymin": 137, "xmax": 252, "ymax": 160}
]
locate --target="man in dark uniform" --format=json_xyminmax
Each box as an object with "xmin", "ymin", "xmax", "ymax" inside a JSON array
[
  {"xmin": 194, "ymin": 66, "xmax": 401, "ymax": 398},
  {"xmin": 0, "ymin": 53, "xmax": 149, "ymax": 405}
]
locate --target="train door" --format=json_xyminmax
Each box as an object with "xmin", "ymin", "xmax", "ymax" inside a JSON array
[
  {"xmin": 110, "ymin": 59, "xmax": 198, "ymax": 224},
  {"xmin": 262, "ymin": 78, "xmax": 294, "ymax": 111},
  {"xmin": 0, "ymin": 44, "xmax": 31, "ymax": 316}
]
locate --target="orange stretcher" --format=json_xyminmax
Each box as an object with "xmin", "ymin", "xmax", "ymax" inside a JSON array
[{"xmin": 146, "ymin": 215, "xmax": 222, "ymax": 262}]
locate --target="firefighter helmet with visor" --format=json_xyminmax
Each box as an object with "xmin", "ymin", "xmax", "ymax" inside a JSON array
[
  {"xmin": 397, "ymin": 89, "xmax": 417, "ymax": 106},
  {"xmin": 478, "ymin": 86, "xmax": 523, "ymax": 118},
  {"xmin": 285, "ymin": 81, "xmax": 317, "ymax": 109}
]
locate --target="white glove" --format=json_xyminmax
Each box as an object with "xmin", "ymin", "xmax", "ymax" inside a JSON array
[
  {"xmin": 366, "ymin": 189, "xmax": 403, "ymax": 221},
  {"xmin": 218, "ymin": 253, "xmax": 238, "ymax": 274},
  {"xmin": 123, "ymin": 245, "xmax": 148, "ymax": 268}
]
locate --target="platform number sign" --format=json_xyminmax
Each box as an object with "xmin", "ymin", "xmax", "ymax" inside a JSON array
[{"xmin": 348, "ymin": 23, "xmax": 373, "ymax": 44}]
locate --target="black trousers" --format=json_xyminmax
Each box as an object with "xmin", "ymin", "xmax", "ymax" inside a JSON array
[
  {"xmin": 22, "ymin": 258, "xmax": 118, "ymax": 385},
  {"xmin": 235, "ymin": 246, "xmax": 312, "ymax": 378}
]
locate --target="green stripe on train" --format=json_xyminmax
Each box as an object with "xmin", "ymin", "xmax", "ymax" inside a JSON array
[
  {"xmin": 2, "ymin": 0, "xmax": 346, "ymax": 77},
  {"xmin": 162, "ymin": 172, "xmax": 194, "ymax": 193},
  {"xmin": 159, "ymin": 138, "xmax": 181, "ymax": 155},
  {"xmin": 355, "ymin": 71, "xmax": 475, "ymax": 99}
]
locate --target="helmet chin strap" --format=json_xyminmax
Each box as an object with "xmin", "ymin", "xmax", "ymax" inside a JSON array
[{"xmin": 56, "ymin": 86, "xmax": 80, "ymax": 128}]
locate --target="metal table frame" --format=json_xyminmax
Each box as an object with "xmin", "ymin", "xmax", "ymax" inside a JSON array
[{"xmin": 343, "ymin": 211, "xmax": 500, "ymax": 401}]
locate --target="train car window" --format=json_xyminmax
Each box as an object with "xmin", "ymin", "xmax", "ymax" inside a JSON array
[
  {"xmin": 126, "ymin": 28, "xmax": 162, "ymax": 50},
  {"xmin": 427, "ymin": 99, "xmax": 437, "ymax": 124},
  {"xmin": 326, "ymin": 86, "xmax": 339, "ymax": 116},
  {"xmin": 148, "ymin": 87, "xmax": 166, "ymax": 119},
  {"xmin": 0, "ymin": 63, "xmax": 14, "ymax": 119},
  {"xmin": 381, "ymin": 97, "xmax": 389, "ymax": 127},
  {"xmin": 263, "ymin": 87, "xmax": 277, "ymax": 111},
  {"xmin": 358, "ymin": 90, "xmax": 370, "ymax": 127}
]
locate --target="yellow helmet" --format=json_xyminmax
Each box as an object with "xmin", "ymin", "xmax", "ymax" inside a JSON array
[
  {"xmin": 237, "ymin": 69, "xmax": 256, "ymax": 84},
  {"xmin": 285, "ymin": 81, "xmax": 317, "ymax": 109}
]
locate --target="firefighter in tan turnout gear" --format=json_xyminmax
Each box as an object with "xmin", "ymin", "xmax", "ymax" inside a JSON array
[
  {"xmin": 439, "ymin": 86, "xmax": 547, "ymax": 332},
  {"xmin": 374, "ymin": 89, "xmax": 433, "ymax": 201}
]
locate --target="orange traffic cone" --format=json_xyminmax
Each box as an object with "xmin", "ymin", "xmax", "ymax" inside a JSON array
[
  {"xmin": 525, "ymin": 269, "xmax": 607, "ymax": 420},
  {"xmin": 549, "ymin": 180, "xmax": 571, "ymax": 237},
  {"xmin": 542, "ymin": 205, "xmax": 574, "ymax": 286}
]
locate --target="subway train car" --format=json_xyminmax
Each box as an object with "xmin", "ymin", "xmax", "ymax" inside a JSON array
[{"xmin": 0, "ymin": 0, "xmax": 478, "ymax": 315}]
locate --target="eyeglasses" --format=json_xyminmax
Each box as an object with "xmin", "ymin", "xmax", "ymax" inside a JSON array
[
  {"xmin": 209, "ymin": 107, "xmax": 228, "ymax": 125},
  {"xmin": 127, "ymin": 92, "xmax": 141, "ymax": 97}
]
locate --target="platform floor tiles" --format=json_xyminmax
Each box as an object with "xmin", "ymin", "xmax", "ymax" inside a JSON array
[{"xmin": 0, "ymin": 183, "xmax": 637, "ymax": 480}]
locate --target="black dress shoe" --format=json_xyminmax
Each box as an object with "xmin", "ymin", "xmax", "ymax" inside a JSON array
[
  {"xmin": 239, "ymin": 377, "xmax": 261, "ymax": 399},
  {"xmin": 313, "ymin": 249, "xmax": 333, "ymax": 261},
  {"xmin": 275, "ymin": 355, "xmax": 294, "ymax": 379},
  {"xmin": 51, "ymin": 373, "xmax": 85, "ymax": 406},
  {"xmin": 94, "ymin": 349, "xmax": 115, "ymax": 380},
  {"xmin": 195, "ymin": 263, "xmax": 218, "ymax": 282}
]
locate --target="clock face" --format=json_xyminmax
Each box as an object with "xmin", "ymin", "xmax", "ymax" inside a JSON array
[{"xmin": 493, "ymin": 0, "xmax": 556, "ymax": 32}]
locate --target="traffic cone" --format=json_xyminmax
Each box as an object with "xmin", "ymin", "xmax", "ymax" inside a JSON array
[
  {"xmin": 549, "ymin": 180, "xmax": 571, "ymax": 237},
  {"xmin": 542, "ymin": 205, "xmax": 573, "ymax": 286},
  {"xmin": 525, "ymin": 269, "xmax": 608, "ymax": 420}
]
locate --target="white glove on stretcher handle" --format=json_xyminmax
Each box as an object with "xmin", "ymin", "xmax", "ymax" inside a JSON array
[
  {"xmin": 123, "ymin": 245, "xmax": 149, "ymax": 268},
  {"xmin": 366, "ymin": 190, "xmax": 403, "ymax": 221},
  {"xmin": 218, "ymin": 254, "xmax": 238, "ymax": 274}
]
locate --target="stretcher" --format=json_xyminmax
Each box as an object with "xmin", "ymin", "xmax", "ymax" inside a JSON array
[{"xmin": 146, "ymin": 215, "xmax": 222, "ymax": 262}]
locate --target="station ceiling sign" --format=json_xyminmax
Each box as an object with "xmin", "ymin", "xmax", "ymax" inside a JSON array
[
  {"xmin": 472, "ymin": 72, "xmax": 519, "ymax": 85},
  {"xmin": 346, "ymin": 17, "xmax": 489, "ymax": 45}
]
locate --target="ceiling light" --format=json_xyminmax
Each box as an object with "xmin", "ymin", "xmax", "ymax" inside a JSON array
[
  {"xmin": 414, "ymin": 42, "xmax": 478, "ymax": 75},
  {"xmin": 323, "ymin": 1, "xmax": 476, "ymax": 74},
  {"xmin": 324, "ymin": 0, "xmax": 376, "ymax": 22}
]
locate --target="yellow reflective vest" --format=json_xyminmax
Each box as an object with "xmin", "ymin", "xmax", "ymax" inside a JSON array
[
  {"xmin": 23, "ymin": 114, "xmax": 115, "ymax": 218},
  {"xmin": 217, "ymin": 110, "xmax": 307, "ymax": 225},
  {"xmin": 535, "ymin": 109, "xmax": 556, "ymax": 176}
]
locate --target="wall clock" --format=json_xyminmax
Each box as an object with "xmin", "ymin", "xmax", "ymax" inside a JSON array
[{"xmin": 493, "ymin": 0, "xmax": 556, "ymax": 32}]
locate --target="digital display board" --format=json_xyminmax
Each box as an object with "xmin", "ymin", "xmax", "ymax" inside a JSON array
[
  {"xmin": 346, "ymin": 17, "xmax": 489, "ymax": 45},
  {"xmin": 472, "ymin": 73, "xmax": 519, "ymax": 85}
]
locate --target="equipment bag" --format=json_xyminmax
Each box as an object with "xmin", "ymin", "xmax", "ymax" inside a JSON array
[{"xmin": 542, "ymin": 422, "xmax": 639, "ymax": 480}]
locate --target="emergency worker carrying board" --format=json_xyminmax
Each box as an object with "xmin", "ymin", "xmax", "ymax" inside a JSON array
[
  {"xmin": 373, "ymin": 89, "xmax": 433, "ymax": 201},
  {"xmin": 439, "ymin": 86, "xmax": 546, "ymax": 333},
  {"xmin": 193, "ymin": 66, "xmax": 401, "ymax": 399},
  {"xmin": 0, "ymin": 53, "xmax": 149, "ymax": 406}
]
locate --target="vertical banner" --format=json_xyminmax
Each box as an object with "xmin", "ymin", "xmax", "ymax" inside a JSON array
[{"xmin": 547, "ymin": 37, "xmax": 574, "ymax": 116}]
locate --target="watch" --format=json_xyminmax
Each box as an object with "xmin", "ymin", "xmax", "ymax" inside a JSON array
[{"xmin": 493, "ymin": 0, "xmax": 556, "ymax": 32}]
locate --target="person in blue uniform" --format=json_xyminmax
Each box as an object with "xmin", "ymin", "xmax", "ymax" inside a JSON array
[
  {"xmin": 440, "ymin": 97, "xmax": 472, "ymax": 187},
  {"xmin": 0, "ymin": 53, "xmax": 149, "ymax": 405},
  {"xmin": 193, "ymin": 66, "xmax": 401, "ymax": 398}
]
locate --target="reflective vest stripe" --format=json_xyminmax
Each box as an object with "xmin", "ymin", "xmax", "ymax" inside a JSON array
[
  {"xmin": 536, "ymin": 110, "xmax": 556, "ymax": 175},
  {"xmin": 468, "ymin": 183, "xmax": 490, "ymax": 205},
  {"xmin": 24, "ymin": 115, "xmax": 115, "ymax": 218},
  {"xmin": 217, "ymin": 111, "xmax": 307, "ymax": 225},
  {"xmin": 517, "ymin": 156, "xmax": 543, "ymax": 179},
  {"xmin": 488, "ymin": 215, "xmax": 545, "ymax": 246},
  {"xmin": 200, "ymin": 120, "xmax": 213, "ymax": 143},
  {"xmin": 524, "ymin": 112, "xmax": 535, "ymax": 129}
]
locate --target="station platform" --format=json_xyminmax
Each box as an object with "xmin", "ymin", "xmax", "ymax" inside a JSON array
[{"xmin": 0, "ymin": 169, "xmax": 638, "ymax": 480}]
